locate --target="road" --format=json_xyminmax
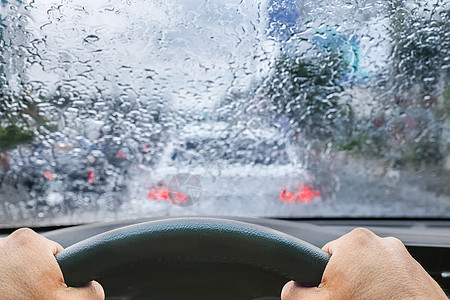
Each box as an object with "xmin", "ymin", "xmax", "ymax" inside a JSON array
[{"xmin": 1, "ymin": 158, "xmax": 450, "ymax": 228}]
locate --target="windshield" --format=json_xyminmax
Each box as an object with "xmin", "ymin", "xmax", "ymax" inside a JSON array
[{"xmin": 0, "ymin": 0, "xmax": 449, "ymax": 227}]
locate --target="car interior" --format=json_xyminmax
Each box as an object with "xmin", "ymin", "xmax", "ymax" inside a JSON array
[
  {"xmin": 1, "ymin": 217, "xmax": 448, "ymax": 299},
  {"xmin": 1, "ymin": 0, "xmax": 449, "ymax": 299}
]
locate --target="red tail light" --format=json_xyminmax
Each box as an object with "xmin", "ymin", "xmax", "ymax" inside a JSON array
[
  {"xmin": 44, "ymin": 172, "xmax": 54, "ymax": 180},
  {"xmin": 281, "ymin": 184, "xmax": 321, "ymax": 203},
  {"xmin": 148, "ymin": 186, "xmax": 170, "ymax": 200},
  {"xmin": 87, "ymin": 170, "xmax": 95, "ymax": 183},
  {"xmin": 116, "ymin": 151, "xmax": 126, "ymax": 159},
  {"xmin": 148, "ymin": 186, "xmax": 187, "ymax": 205}
]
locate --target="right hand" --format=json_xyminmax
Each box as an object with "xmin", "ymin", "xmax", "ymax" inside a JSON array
[{"xmin": 281, "ymin": 228, "xmax": 447, "ymax": 300}]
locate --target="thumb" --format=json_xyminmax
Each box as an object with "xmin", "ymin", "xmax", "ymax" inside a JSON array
[
  {"xmin": 65, "ymin": 281, "xmax": 105, "ymax": 300},
  {"xmin": 281, "ymin": 281, "xmax": 325, "ymax": 300}
]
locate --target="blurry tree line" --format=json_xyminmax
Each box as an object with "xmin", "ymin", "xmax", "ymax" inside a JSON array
[
  {"xmin": 0, "ymin": 1, "xmax": 37, "ymax": 152},
  {"xmin": 251, "ymin": 0, "xmax": 449, "ymax": 168}
]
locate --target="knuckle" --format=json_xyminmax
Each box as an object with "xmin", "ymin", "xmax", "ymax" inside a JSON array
[
  {"xmin": 383, "ymin": 236, "xmax": 404, "ymax": 247},
  {"xmin": 351, "ymin": 227, "xmax": 375, "ymax": 239},
  {"xmin": 10, "ymin": 228, "xmax": 37, "ymax": 240},
  {"xmin": 280, "ymin": 281, "xmax": 295, "ymax": 300},
  {"xmin": 91, "ymin": 281, "xmax": 105, "ymax": 300},
  {"xmin": 347, "ymin": 228, "xmax": 378, "ymax": 245}
]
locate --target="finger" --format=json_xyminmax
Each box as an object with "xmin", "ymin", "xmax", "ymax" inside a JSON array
[
  {"xmin": 9, "ymin": 228, "xmax": 63, "ymax": 254},
  {"xmin": 322, "ymin": 240, "xmax": 335, "ymax": 254},
  {"xmin": 281, "ymin": 281, "xmax": 323, "ymax": 300},
  {"xmin": 321, "ymin": 233, "xmax": 351, "ymax": 254},
  {"xmin": 36, "ymin": 234, "xmax": 64, "ymax": 255},
  {"xmin": 322, "ymin": 236, "xmax": 344, "ymax": 255},
  {"xmin": 323, "ymin": 228, "xmax": 378, "ymax": 255},
  {"xmin": 50, "ymin": 240, "xmax": 64, "ymax": 255},
  {"xmin": 65, "ymin": 281, "xmax": 105, "ymax": 300},
  {"xmin": 382, "ymin": 236, "xmax": 406, "ymax": 250}
]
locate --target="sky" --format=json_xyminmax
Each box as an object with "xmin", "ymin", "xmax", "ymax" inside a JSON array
[
  {"xmin": 1, "ymin": 0, "xmax": 393, "ymax": 111},
  {"xmin": 5, "ymin": 0, "xmax": 272, "ymax": 113}
]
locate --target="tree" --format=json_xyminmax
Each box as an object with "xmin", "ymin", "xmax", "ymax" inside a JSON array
[
  {"xmin": 265, "ymin": 49, "xmax": 353, "ymax": 141},
  {"xmin": 382, "ymin": 0, "xmax": 450, "ymax": 165},
  {"xmin": 0, "ymin": 1, "xmax": 37, "ymax": 151},
  {"xmin": 388, "ymin": 0, "xmax": 449, "ymax": 108}
]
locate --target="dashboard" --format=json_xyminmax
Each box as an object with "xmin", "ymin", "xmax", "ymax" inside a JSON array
[{"xmin": 2, "ymin": 217, "xmax": 450, "ymax": 299}]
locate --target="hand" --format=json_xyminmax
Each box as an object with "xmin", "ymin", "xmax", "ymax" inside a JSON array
[
  {"xmin": 0, "ymin": 228, "xmax": 105, "ymax": 300},
  {"xmin": 282, "ymin": 228, "xmax": 447, "ymax": 300}
]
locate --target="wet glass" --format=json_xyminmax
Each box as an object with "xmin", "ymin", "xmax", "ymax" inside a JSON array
[{"xmin": 0, "ymin": 0, "xmax": 449, "ymax": 227}]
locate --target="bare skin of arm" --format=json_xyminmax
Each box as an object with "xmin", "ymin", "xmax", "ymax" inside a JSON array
[
  {"xmin": 281, "ymin": 228, "xmax": 447, "ymax": 300},
  {"xmin": 0, "ymin": 228, "xmax": 104, "ymax": 300}
]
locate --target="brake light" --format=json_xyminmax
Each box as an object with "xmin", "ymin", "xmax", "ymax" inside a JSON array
[
  {"xmin": 87, "ymin": 170, "xmax": 95, "ymax": 183},
  {"xmin": 116, "ymin": 150, "xmax": 126, "ymax": 159},
  {"xmin": 148, "ymin": 186, "xmax": 170, "ymax": 200},
  {"xmin": 148, "ymin": 186, "xmax": 187, "ymax": 205},
  {"xmin": 281, "ymin": 184, "xmax": 320, "ymax": 203}
]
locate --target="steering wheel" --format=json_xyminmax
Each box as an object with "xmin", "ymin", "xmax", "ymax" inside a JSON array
[{"xmin": 55, "ymin": 217, "xmax": 330, "ymax": 299}]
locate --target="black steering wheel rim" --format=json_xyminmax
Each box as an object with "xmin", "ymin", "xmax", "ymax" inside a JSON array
[{"xmin": 55, "ymin": 217, "xmax": 329, "ymax": 291}]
